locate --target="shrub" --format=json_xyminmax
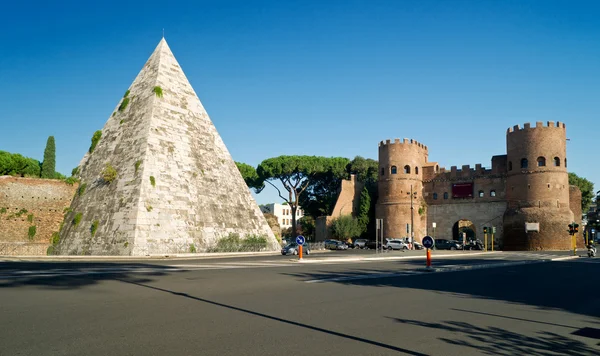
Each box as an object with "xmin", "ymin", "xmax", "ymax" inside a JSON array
[
  {"xmin": 149, "ymin": 176, "xmax": 156, "ymax": 187},
  {"xmin": 146, "ymin": 204, "xmax": 153, "ymax": 212},
  {"xmin": 64, "ymin": 176, "xmax": 78, "ymax": 185},
  {"xmin": 91, "ymin": 220, "xmax": 99, "ymax": 236},
  {"xmin": 242, "ymin": 234, "xmax": 268, "ymax": 252},
  {"xmin": 73, "ymin": 212, "xmax": 82, "ymax": 226},
  {"xmin": 0, "ymin": 207, "xmax": 6, "ymax": 214},
  {"xmin": 78, "ymin": 183, "xmax": 87, "ymax": 196},
  {"xmin": 63, "ymin": 207, "xmax": 72, "ymax": 214},
  {"xmin": 102, "ymin": 163, "xmax": 118, "ymax": 183},
  {"xmin": 28, "ymin": 226, "xmax": 37, "ymax": 240},
  {"xmin": 27, "ymin": 214, "xmax": 34, "ymax": 223},
  {"xmin": 331, "ymin": 215, "xmax": 363, "ymax": 241},
  {"xmin": 123, "ymin": 89, "xmax": 130, "ymax": 98},
  {"xmin": 71, "ymin": 166, "xmax": 79, "ymax": 176},
  {"xmin": 16, "ymin": 208, "xmax": 28, "ymax": 217},
  {"xmin": 46, "ymin": 246, "xmax": 55, "ymax": 255},
  {"xmin": 89, "ymin": 130, "xmax": 102, "ymax": 153},
  {"xmin": 120, "ymin": 119, "xmax": 125, "ymax": 125},
  {"xmin": 211, "ymin": 233, "xmax": 241, "ymax": 252},
  {"xmin": 135, "ymin": 160, "xmax": 142, "ymax": 174},
  {"xmin": 189, "ymin": 244, "xmax": 197, "ymax": 253},
  {"xmin": 153, "ymin": 86, "xmax": 163, "ymax": 98},
  {"xmin": 118, "ymin": 97, "xmax": 130, "ymax": 111},
  {"xmin": 51, "ymin": 232, "xmax": 60, "ymax": 245}
]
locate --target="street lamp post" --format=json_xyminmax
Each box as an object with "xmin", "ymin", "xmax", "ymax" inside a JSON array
[{"xmin": 410, "ymin": 184, "xmax": 415, "ymax": 250}]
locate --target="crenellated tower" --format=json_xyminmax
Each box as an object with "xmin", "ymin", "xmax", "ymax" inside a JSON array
[
  {"xmin": 503, "ymin": 121, "xmax": 573, "ymax": 250},
  {"xmin": 376, "ymin": 138, "xmax": 428, "ymax": 241}
]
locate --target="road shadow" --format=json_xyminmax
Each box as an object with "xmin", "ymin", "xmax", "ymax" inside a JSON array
[
  {"xmin": 284, "ymin": 261, "xmax": 600, "ymax": 318},
  {"xmin": 390, "ymin": 317, "xmax": 599, "ymax": 356},
  {"xmin": 0, "ymin": 262, "xmax": 175, "ymax": 290}
]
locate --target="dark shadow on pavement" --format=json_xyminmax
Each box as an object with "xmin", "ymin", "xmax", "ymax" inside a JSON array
[
  {"xmin": 119, "ymin": 279, "xmax": 428, "ymax": 356},
  {"xmin": 0, "ymin": 262, "xmax": 174, "ymax": 289},
  {"xmin": 389, "ymin": 317, "xmax": 599, "ymax": 356},
  {"xmin": 283, "ymin": 261, "xmax": 600, "ymax": 318}
]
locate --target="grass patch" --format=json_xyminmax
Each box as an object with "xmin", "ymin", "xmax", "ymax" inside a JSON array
[
  {"xmin": 124, "ymin": 89, "xmax": 130, "ymax": 98},
  {"xmin": 16, "ymin": 208, "xmax": 28, "ymax": 217},
  {"xmin": 78, "ymin": 183, "xmax": 87, "ymax": 196},
  {"xmin": 120, "ymin": 119, "xmax": 125, "ymax": 125},
  {"xmin": 207, "ymin": 233, "xmax": 269, "ymax": 252},
  {"xmin": 118, "ymin": 97, "xmax": 130, "ymax": 111},
  {"xmin": 0, "ymin": 207, "xmax": 6, "ymax": 214},
  {"xmin": 27, "ymin": 214, "xmax": 34, "ymax": 223},
  {"xmin": 124, "ymin": 242, "xmax": 129, "ymax": 248},
  {"xmin": 135, "ymin": 160, "xmax": 142, "ymax": 174},
  {"xmin": 189, "ymin": 244, "xmax": 197, "ymax": 253},
  {"xmin": 73, "ymin": 212, "xmax": 82, "ymax": 226},
  {"xmin": 46, "ymin": 246, "xmax": 55, "ymax": 255},
  {"xmin": 89, "ymin": 130, "xmax": 102, "ymax": 153},
  {"xmin": 64, "ymin": 176, "xmax": 79, "ymax": 185},
  {"xmin": 102, "ymin": 163, "xmax": 118, "ymax": 183},
  {"xmin": 153, "ymin": 86, "xmax": 163, "ymax": 98},
  {"xmin": 149, "ymin": 176, "xmax": 156, "ymax": 187},
  {"xmin": 51, "ymin": 232, "xmax": 60, "ymax": 245},
  {"xmin": 146, "ymin": 204, "xmax": 153, "ymax": 212},
  {"xmin": 28, "ymin": 226, "xmax": 37, "ymax": 240},
  {"xmin": 91, "ymin": 220, "xmax": 99, "ymax": 236}
]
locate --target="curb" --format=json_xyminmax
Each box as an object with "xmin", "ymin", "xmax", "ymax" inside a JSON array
[
  {"xmin": 415, "ymin": 255, "xmax": 580, "ymax": 273},
  {"xmin": 293, "ymin": 251, "xmax": 497, "ymax": 264}
]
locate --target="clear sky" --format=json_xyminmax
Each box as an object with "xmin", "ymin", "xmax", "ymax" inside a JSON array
[{"xmin": 1, "ymin": 0, "xmax": 599, "ymax": 205}]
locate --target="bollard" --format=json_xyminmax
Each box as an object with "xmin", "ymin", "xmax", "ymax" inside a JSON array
[
  {"xmin": 426, "ymin": 248, "xmax": 431, "ymax": 268},
  {"xmin": 299, "ymin": 245, "xmax": 303, "ymax": 260},
  {"xmin": 572, "ymin": 234, "xmax": 576, "ymax": 256}
]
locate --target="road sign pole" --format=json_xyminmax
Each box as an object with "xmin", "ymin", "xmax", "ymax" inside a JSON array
[
  {"xmin": 491, "ymin": 233, "xmax": 494, "ymax": 252},
  {"xmin": 484, "ymin": 233, "xmax": 488, "ymax": 251},
  {"xmin": 572, "ymin": 234, "xmax": 577, "ymax": 256}
]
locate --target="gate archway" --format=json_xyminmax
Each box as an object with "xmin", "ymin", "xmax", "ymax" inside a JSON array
[{"xmin": 452, "ymin": 219, "xmax": 476, "ymax": 241}]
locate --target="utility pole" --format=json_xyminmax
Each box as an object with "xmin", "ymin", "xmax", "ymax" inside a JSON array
[{"xmin": 411, "ymin": 184, "xmax": 415, "ymax": 250}]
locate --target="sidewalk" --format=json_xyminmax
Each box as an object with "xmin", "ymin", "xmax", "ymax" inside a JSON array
[{"xmin": 295, "ymin": 250, "xmax": 498, "ymax": 263}]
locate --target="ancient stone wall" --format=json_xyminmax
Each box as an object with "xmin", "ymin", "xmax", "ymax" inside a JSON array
[
  {"xmin": 330, "ymin": 174, "xmax": 364, "ymax": 218},
  {"xmin": 0, "ymin": 176, "xmax": 76, "ymax": 255},
  {"xmin": 427, "ymin": 201, "xmax": 507, "ymax": 248}
]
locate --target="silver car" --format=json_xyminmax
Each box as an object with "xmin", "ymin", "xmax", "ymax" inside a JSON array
[
  {"xmin": 281, "ymin": 243, "xmax": 310, "ymax": 256},
  {"xmin": 384, "ymin": 239, "xmax": 409, "ymax": 250}
]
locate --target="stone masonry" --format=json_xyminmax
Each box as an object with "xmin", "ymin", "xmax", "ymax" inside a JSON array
[
  {"xmin": 0, "ymin": 177, "xmax": 76, "ymax": 255},
  {"xmin": 56, "ymin": 38, "xmax": 278, "ymax": 256}
]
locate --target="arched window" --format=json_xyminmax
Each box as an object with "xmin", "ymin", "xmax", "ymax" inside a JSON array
[
  {"xmin": 508, "ymin": 161, "xmax": 512, "ymax": 171},
  {"xmin": 478, "ymin": 190, "xmax": 484, "ymax": 198},
  {"xmin": 404, "ymin": 165, "xmax": 411, "ymax": 174},
  {"xmin": 391, "ymin": 166, "xmax": 397, "ymax": 174},
  {"xmin": 435, "ymin": 165, "xmax": 439, "ymax": 173},
  {"xmin": 490, "ymin": 190, "xmax": 496, "ymax": 197},
  {"xmin": 565, "ymin": 158, "xmax": 567, "ymax": 167},
  {"xmin": 521, "ymin": 158, "xmax": 528, "ymax": 169},
  {"xmin": 554, "ymin": 157, "xmax": 560, "ymax": 166},
  {"xmin": 537, "ymin": 157, "xmax": 546, "ymax": 167},
  {"xmin": 381, "ymin": 167, "xmax": 385, "ymax": 176},
  {"xmin": 415, "ymin": 167, "xmax": 419, "ymax": 175},
  {"xmin": 433, "ymin": 193, "xmax": 438, "ymax": 200},
  {"xmin": 443, "ymin": 192, "xmax": 448, "ymax": 200}
]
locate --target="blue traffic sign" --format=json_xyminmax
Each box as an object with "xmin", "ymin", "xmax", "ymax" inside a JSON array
[
  {"xmin": 296, "ymin": 235, "xmax": 305, "ymax": 245},
  {"xmin": 422, "ymin": 235, "xmax": 434, "ymax": 249}
]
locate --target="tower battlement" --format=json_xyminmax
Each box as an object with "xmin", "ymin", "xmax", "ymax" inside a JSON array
[
  {"xmin": 378, "ymin": 138, "xmax": 428, "ymax": 151},
  {"xmin": 506, "ymin": 121, "xmax": 566, "ymax": 134}
]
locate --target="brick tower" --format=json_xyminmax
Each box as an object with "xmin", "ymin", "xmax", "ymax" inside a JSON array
[
  {"xmin": 376, "ymin": 138, "xmax": 428, "ymax": 241},
  {"xmin": 503, "ymin": 122, "xmax": 573, "ymax": 250},
  {"xmin": 56, "ymin": 39, "xmax": 278, "ymax": 256}
]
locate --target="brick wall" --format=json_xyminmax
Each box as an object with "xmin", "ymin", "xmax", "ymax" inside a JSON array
[{"xmin": 0, "ymin": 176, "xmax": 76, "ymax": 255}]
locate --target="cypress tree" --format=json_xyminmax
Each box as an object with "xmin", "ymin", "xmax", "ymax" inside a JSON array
[
  {"xmin": 41, "ymin": 136, "xmax": 56, "ymax": 178},
  {"xmin": 357, "ymin": 185, "xmax": 371, "ymax": 231}
]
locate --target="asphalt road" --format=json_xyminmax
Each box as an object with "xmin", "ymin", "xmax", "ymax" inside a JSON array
[{"xmin": 1, "ymin": 251, "xmax": 599, "ymax": 356}]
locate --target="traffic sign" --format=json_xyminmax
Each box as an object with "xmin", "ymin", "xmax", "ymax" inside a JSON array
[
  {"xmin": 296, "ymin": 235, "xmax": 305, "ymax": 245},
  {"xmin": 422, "ymin": 235, "xmax": 434, "ymax": 249}
]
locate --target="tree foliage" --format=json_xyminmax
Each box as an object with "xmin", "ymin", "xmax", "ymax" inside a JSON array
[
  {"xmin": 357, "ymin": 185, "xmax": 371, "ymax": 229},
  {"xmin": 298, "ymin": 216, "xmax": 316, "ymax": 240},
  {"xmin": 41, "ymin": 136, "xmax": 56, "ymax": 178},
  {"xmin": 89, "ymin": 130, "xmax": 102, "ymax": 153},
  {"xmin": 256, "ymin": 155, "xmax": 350, "ymax": 235},
  {"xmin": 569, "ymin": 172, "xmax": 595, "ymax": 212},
  {"xmin": 0, "ymin": 150, "xmax": 41, "ymax": 177},
  {"xmin": 331, "ymin": 215, "xmax": 364, "ymax": 241},
  {"xmin": 235, "ymin": 162, "xmax": 263, "ymax": 191},
  {"xmin": 347, "ymin": 156, "xmax": 379, "ymax": 185}
]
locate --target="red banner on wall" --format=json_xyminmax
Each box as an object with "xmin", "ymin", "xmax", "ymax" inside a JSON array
[{"xmin": 452, "ymin": 183, "xmax": 474, "ymax": 198}]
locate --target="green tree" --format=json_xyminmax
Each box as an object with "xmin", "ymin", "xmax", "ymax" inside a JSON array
[
  {"xmin": 569, "ymin": 172, "xmax": 595, "ymax": 212},
  {"xmin": 347, "ymin": 156, "xmax": 379, "ymax": 185},
  {"xmin": 331, "ymin": 215, "xmax": 363, "ymax": 241},
  {"xmin": 256, "ymin": 156, "xmax": 350, "ymax": 235},
  {"xmin": 298, "ymin": 216, "xmax": 316, "ymax": 240},
  {"xmin": 357, "ymin": 185, "xmax": 371, "ymax": 229},
  {"xmin": 41, "ymin": 136, "xmax": 56, "ymax": 178},
  {"xmin": 235, "ymin": 162, "xmax": 263, "ymax": 191},
  {"xmin": 0, "ymin": 151, "xmax": 41, "ymax": 177}
]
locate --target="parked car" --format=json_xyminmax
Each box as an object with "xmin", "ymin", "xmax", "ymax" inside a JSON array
[
  {"xmin": 332, "ymin": 241, "xmax": 349, "ymax": 250},
  {"xmin": 399, "ymin": 237, "xmax": 424, "ymax": 250},
  {"xmin": 324, "ymin": 239, "xmax": 340, "ymax": 249},
  {"xmin": 384, "ymin": 239, "xmax": 410, "ymax": 250},
  {"xmin": 463, "ymin": 239, "xmax": 484, "ymax": 250},
  {"xmin": 281, "ymin": 242, "xmax": 310, "ymax": 256},
  {"xmin": 413, "ymin": 241, "xmax": 424, "ymax": 250},
  {"xmin": 353, "ymin": 239, "xmax": 368, "ymax": 249},
  {"xmin": 433, "ymin": 239, "xmax": 463, "ymax": 250},
  {"xmin": 365, "ymin": 240, "xmax": 383, "ymax": 250}
]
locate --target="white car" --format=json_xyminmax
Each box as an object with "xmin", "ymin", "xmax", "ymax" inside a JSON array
[{"xmin": 384, "ymin": 239, "xmax": 410, "ymax": 250}]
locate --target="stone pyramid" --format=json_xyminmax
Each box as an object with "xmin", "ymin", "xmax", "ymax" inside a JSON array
[{"xmin": 57, "ymin": 38, "xmax": 279, "ymax": 256}]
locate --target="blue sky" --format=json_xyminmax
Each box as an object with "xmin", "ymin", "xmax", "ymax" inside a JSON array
[{"xmin": 1, "ymin": 0, "xmax": 599, "ymax": 205}]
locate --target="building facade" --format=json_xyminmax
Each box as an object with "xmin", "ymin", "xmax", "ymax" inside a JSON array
[
  {"xmin": 260, "ymin": 203, "xmax": 304, "ymax": 229},
  {"xmin": 376, "ymin": 121, "xmax": 581, "ymax": 250}
]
